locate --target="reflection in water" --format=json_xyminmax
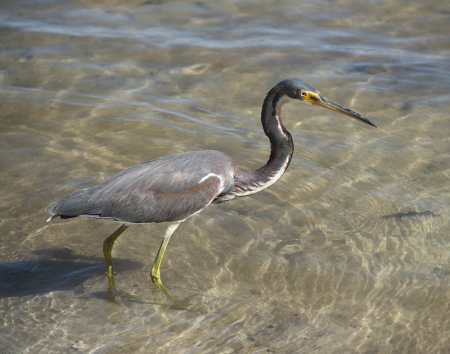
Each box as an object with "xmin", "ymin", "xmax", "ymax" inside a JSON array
[{"xmin": 1, "ymin": 0, "xmax": 450, "ymax": 353}]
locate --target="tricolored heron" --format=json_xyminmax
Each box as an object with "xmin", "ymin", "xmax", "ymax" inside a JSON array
[{"xmin": 46, "ymin": 78, "xmax": 377, "ymax": 304}]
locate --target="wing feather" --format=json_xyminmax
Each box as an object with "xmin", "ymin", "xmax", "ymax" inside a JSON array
[{"xmin": 46, "ymin": 150, "xmax": 236, "ymax": 223}]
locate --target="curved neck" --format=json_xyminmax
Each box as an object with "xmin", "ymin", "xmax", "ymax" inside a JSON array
[
  {"xmin": 260, "ymin": 89, "xmax": 294, "ymax": 171},
  {"xmin": 230, "ymin": 88, "xmax": 294, "ymax": 198}
]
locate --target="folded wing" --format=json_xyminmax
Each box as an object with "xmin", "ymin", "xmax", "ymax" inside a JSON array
[{"xmin": 46, "ymin": 150, "xmax": 236, "ymax": 223}]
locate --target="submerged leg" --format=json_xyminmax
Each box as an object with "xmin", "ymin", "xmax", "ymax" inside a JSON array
[
  {"xmin": 103, "ymin": 223, "xmax": 129, "ymax": 291},
  {"xmin": 151, "ymin": 222, "xmax": 184, "ymax": 307}
]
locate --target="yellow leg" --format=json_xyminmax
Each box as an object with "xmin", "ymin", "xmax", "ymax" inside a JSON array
[
  {"xmin": 103, "ymin": 223, "xmax": 129, "ymax": 292},
  {"xmin": 151, "ymin": 222, "xmax": 185, "ymax": 307},
  {"xmin": 150, "ymin": 223, "xmax": 179, "ymax": 285}
]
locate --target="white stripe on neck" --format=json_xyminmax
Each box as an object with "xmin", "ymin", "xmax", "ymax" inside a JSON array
[
  {"xmin": 274, "ymin": 95, "xmax": 290, "ymax": 138},
  {"xmin": 233, "ymin": 152, "xmax": 290, "ymax": 197},
  {"xmin": 231, "ymin": 95, "xmax": 292, "ymax": 198}
]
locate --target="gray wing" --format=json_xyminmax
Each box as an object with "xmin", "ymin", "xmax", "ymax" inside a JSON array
[{"xmin": 46, "ymin": 150, "xmax": 237, "ymax": 223}]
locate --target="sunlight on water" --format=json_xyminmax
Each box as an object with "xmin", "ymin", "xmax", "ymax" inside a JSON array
[{"xmin": 1, "ymin": 0, "xmax": 450, "ymax": 353}]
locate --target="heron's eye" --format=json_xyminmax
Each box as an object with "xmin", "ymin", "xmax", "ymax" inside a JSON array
[{"xmin": 300, "ymin": 91, "xmax": 307, "ymax": 97}]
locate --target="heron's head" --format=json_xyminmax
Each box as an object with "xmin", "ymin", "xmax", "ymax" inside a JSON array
[{"xmin": 275, "ymin": 78, "xmax": 378, "ymax": 128}]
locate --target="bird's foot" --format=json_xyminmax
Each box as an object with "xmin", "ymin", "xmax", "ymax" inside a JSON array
[
  {"xmin": 77, "ymin": 285, "xmax": 139, "ymax": 306},
  {"xmin": 150, "ymin": 275, "xmax": 190, "ymax": 309},
  {"xmin": 154, "ymin": 282, "xmax": 191, "ymax": 310}
]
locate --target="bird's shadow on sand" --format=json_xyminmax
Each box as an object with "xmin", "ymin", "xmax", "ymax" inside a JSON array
[{"xmin": 0, "ymin": 248, "xmax": 142, "ymax": 299}]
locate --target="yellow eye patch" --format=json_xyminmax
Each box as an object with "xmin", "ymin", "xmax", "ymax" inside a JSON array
[{"xmin": 300, "ymin": 91, "xmax": 320, "ymax": 102}]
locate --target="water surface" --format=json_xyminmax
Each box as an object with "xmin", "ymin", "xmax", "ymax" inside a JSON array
[{"xmin": 1, "ymin": 0, "xmax": 450, "ymax": 353}]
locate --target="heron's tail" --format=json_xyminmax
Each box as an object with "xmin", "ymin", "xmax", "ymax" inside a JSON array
[
  {"xmin": 45, "ymin": 212, "xmax": 58, "ymax": 222},
  {"xmin": 45, "ymin": 201, "xmax": 79, "ymax": 221},
  {"xmin": 45, "ymin": 188, "xmax": 98, "ymax": 222},
  {"xmin": 45, "ymin": 201, "xmax": 59, "ymax": 222}
]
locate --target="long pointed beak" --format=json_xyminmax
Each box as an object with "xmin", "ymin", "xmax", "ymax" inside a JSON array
[{"xmin": 305, "ymin": 92, "xmax": 378, "ymax": 128}]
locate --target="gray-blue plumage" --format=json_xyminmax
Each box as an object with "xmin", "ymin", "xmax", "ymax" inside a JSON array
[{"xmin": 46, "ymin": 150, "xmax": 236, "ymax": 223}]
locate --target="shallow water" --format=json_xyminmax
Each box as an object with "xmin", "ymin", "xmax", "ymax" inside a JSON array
[{"xmin": 1, "ymin": 0, "xmax": 450, "ymax": 353}]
